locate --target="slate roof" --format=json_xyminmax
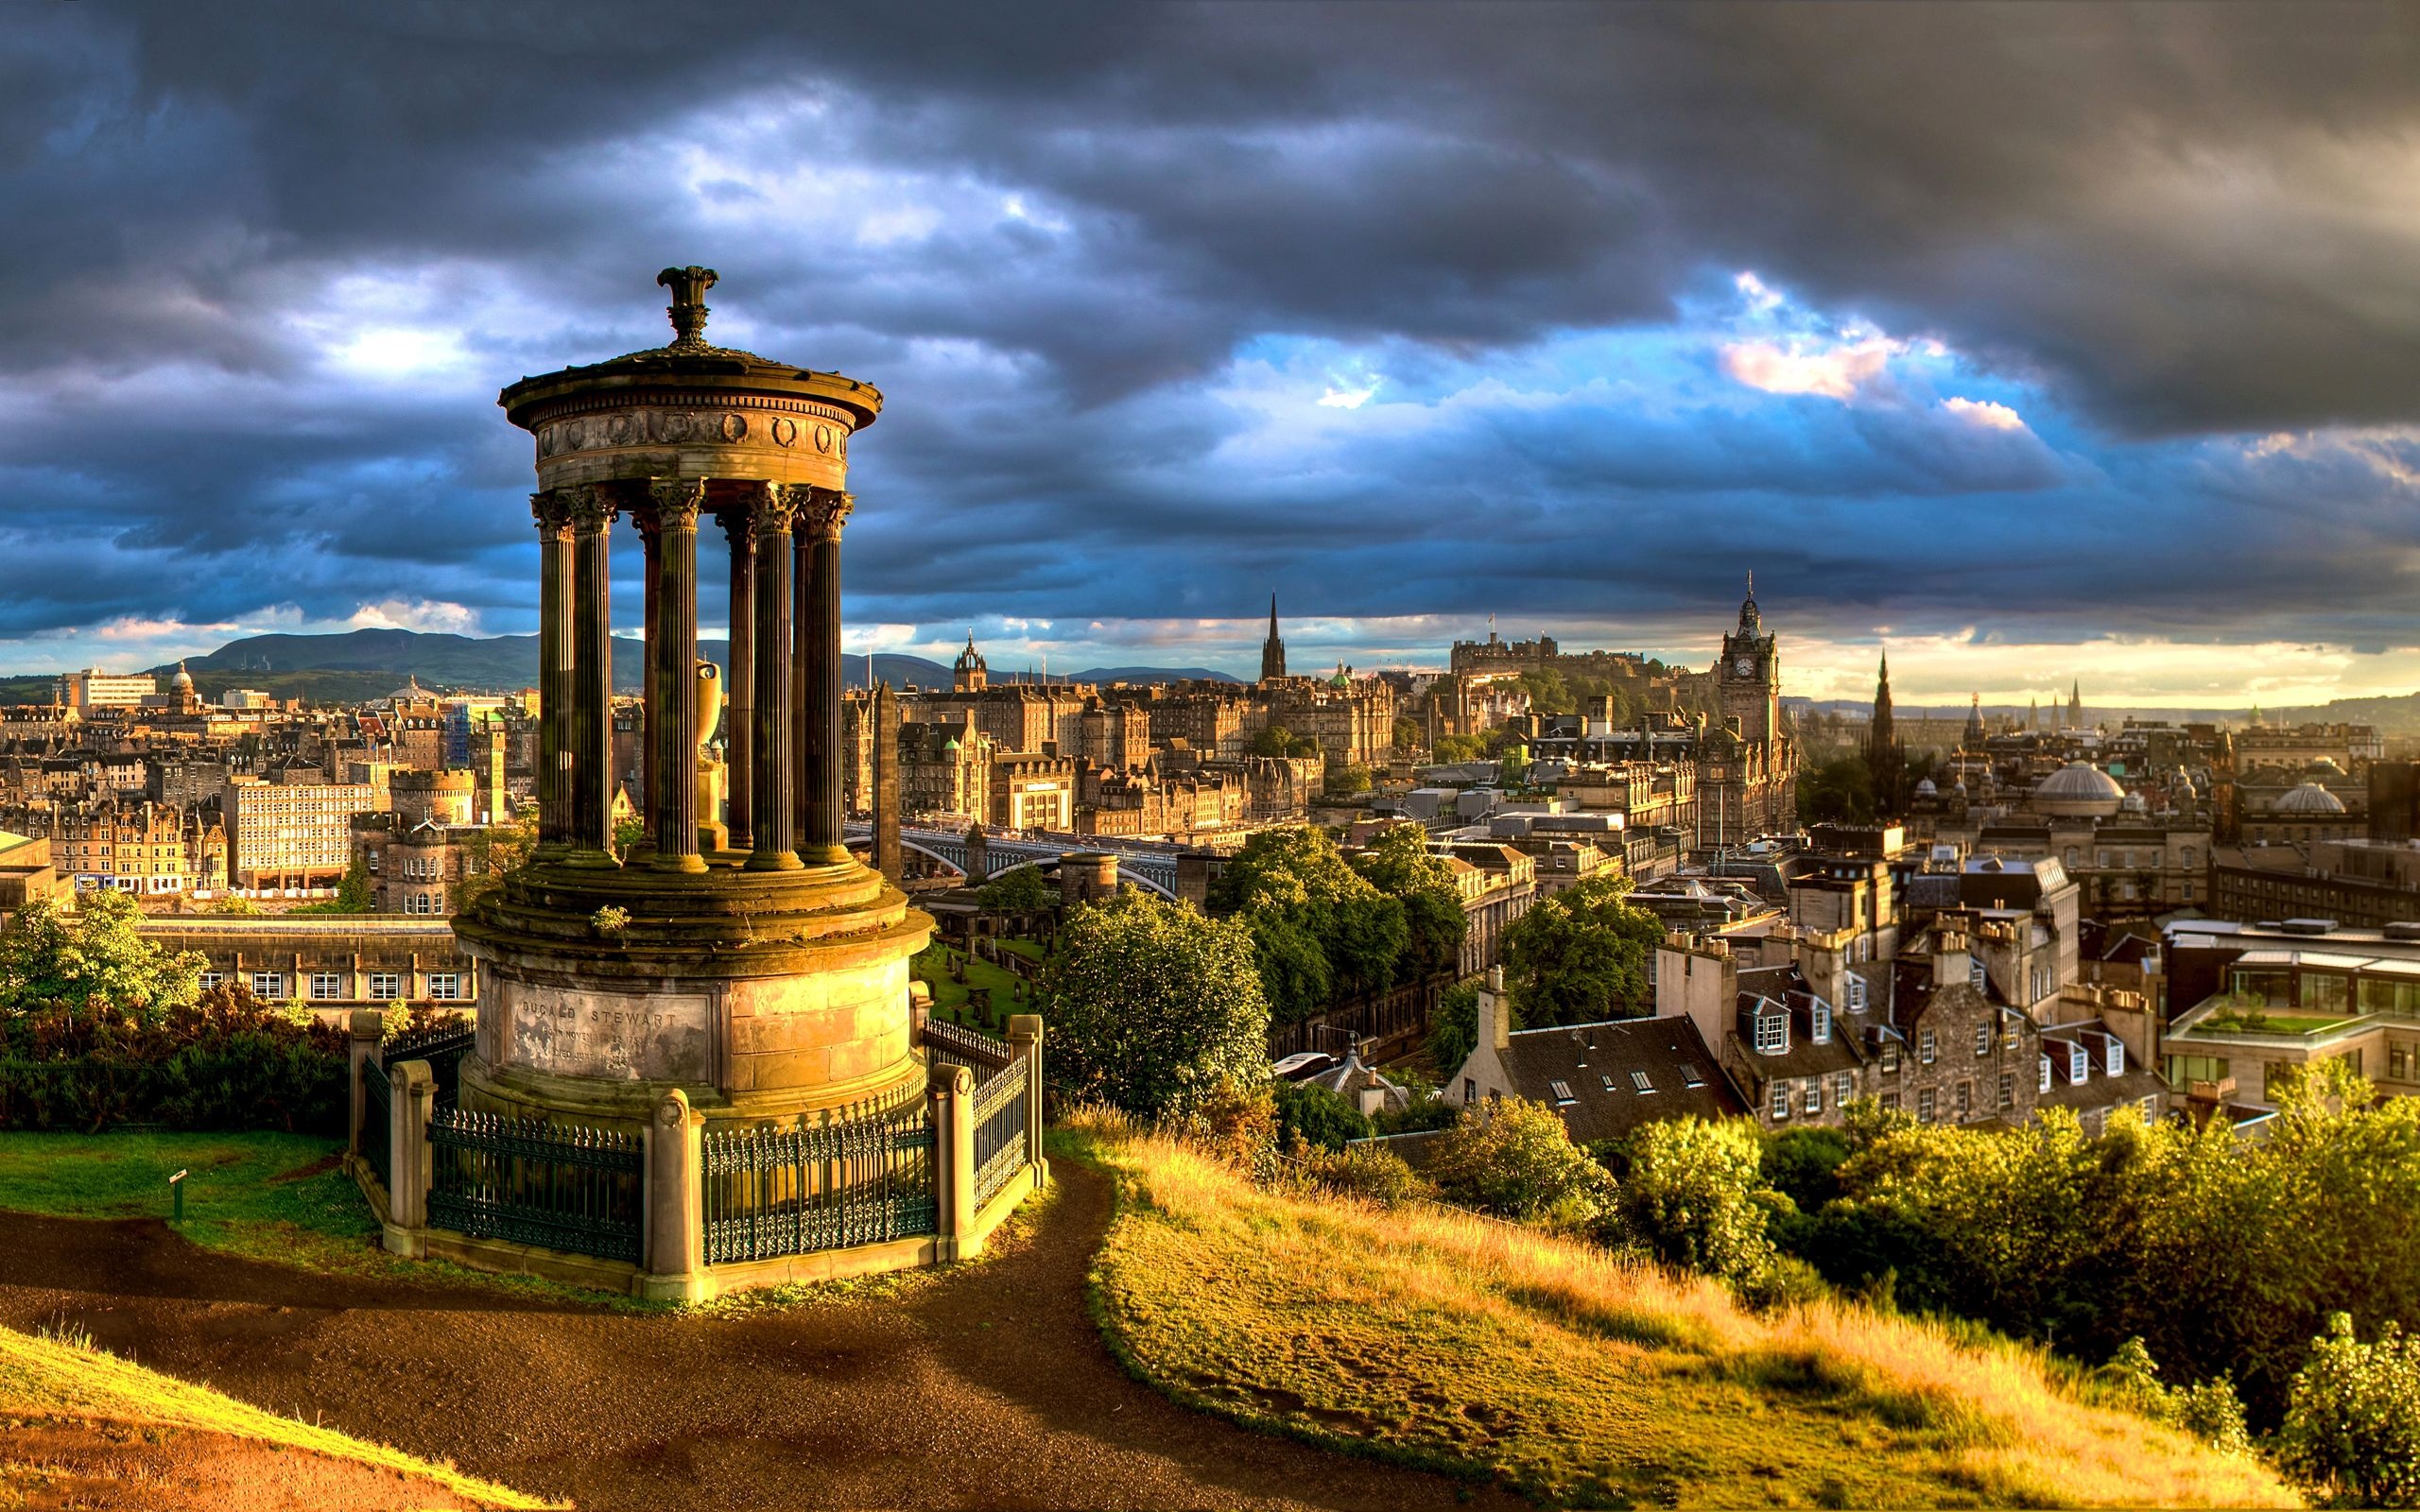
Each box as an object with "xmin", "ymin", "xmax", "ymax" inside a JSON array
[{"xmin": 1493, "ymin": 1016, "xmax": 1747, "ymax": 1143}]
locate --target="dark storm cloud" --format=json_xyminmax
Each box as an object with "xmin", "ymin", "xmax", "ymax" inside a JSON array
[{"xmin": 6, "ymin": 2, "xmax": 2420, "ymax": 669}]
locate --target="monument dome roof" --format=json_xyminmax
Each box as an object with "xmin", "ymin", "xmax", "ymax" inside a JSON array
[
  {"xmin": 2036, "ymin": 762, "xmax": 2123, "ymax": 801},
  {"xmin": 2274, "ymin": 782, "xmax": 2347, "ymax": 816}
]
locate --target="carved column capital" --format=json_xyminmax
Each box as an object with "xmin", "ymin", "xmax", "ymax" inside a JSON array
[
  {"xmin": 529, "ymin": 490, "xmax": 576, "ymax": 534},
  {"xmin": 646, "ymin": 478, "xmax": 705, "ymax": 530},
  {"xmin": 788, "ymin": 485, "xmax": 853, "ymax": 543},
  {"xmin": 564, "ymin": 483, "xmax": 621, "ymax": 530},
  {"xmin": 740, "ymin": 480, "xmax": 798, "ymax": 537}
]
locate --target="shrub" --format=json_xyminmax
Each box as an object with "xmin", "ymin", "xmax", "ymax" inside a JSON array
[
  {"xmin": 2277, "ymin": 1314, "xmax": 2420, "ymax": 1506},
  {"xmin": 1294, "ymin": 1143, "xmax": 1429, "ymax": 1206},
  {"xmin": 0, "ymin": 984, "xmax": 347, "ymax": 1134},
  {"xmin": 2095, "ymin": 1337, "xmax": 2252, "ymax": 1456},
  {"xmin": 1619, "ymin": 1117, "xmax": 1780, "ymax": 1290},
  {"xmin": 1426, "ymin": 1098, "xmax": 1616, "ymax": 1229},
  {"xmin": 1045, "ymin": 891, "xmax": 1270, "ymax": 1122},
  {"xmin": 1274, "ymin": 1080, "xmax": 1372, "ymax": 1153}
]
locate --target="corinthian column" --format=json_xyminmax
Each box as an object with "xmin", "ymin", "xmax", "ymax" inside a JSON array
[
  {"xmin": 798, "ymin": 487, "xmax": 854, "ymax": 865},
  {"xmin": 745, "ymin": 484, "xmax": 801, "ymax": 870},
  {"xmin": 529, "ymin": 490, "xmax": 575, "ymax": 856},
  {"xmin": 719, "ymin": 505, "xmax": 755, "ymax": 852},
  {"xmin": 565, "ymin": 485, "xmax": 619, "ymax": 866},
  {"xmin": 645, "ymin": 480, "xmax": 706, "ymax": 871}
]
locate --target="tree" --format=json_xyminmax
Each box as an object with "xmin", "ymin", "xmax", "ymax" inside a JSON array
[
  {"xmin": 1618, "ymin": 1117, "xmax": 1779, "ymax": 1288},
  {"xmin": 1323, "ymin": 764, "xmax": 1374, "ymax": 797},
  {"xmin": 1251, "ymin": 724, "xmax": 1295, "ymax": 759},
  {"xmin": 293, "ymin": 856, "xmax": 373, "ymax": 915},
  {"xmin": 2278, "ymin": 1314, "xmax": 2420, "ymax": 1507},
  {"xmin": 1044, "ymin": 891, "xmax": 1270, "ymax": 1121},
  {"xmin": 1796, "ymin": 756, "xmax": 1876, "ymax": 824},
  {"xmin": 0, "ymin": 893, "xmax": 203, "ymax": 1022},
  {"xmin": 1392, "ymin": 716, "xmax": 1422, "ymax": 755},
  {"xmin": 1275, "ymin": 1080, "xmax": 1373, "ymax": 1153},
  {"xmin": 1513, "ymin": 667, "xmax": 1574, "ymax": 714},
  {"xmin": 1351, "ymin": 824, "xmax": 1468, "ymax": 983},
  {"xmin": 1499, "ymin": 873, "xmax": 1663, "ymax": 1026},
  {"xmin": 1430, "ymin": 733, "xmax": 1486, "ymax": 765},
  {"xmin": 977, "ymin": 864, "xmax": 1055, "ymax": 913},
  {"xmin": 1208, "ymin": 826, "xmax": 1407, "ymax": 1021},
  {"xmin": 453, "ymin": 814, "xmax": 538, "ymax": 913},
  {"xmin": 1426, "ymin": 1098, "xmax": 1615, "ymax": 1228},
  {"xmin": 1425, "ymin": 979, "xmax": 1508, "ymax": 1076}
]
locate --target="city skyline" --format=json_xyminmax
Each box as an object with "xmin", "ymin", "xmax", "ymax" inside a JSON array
[{"xmin": 12, "ymin": 9, "xmax": 2420, "ymax": 706}]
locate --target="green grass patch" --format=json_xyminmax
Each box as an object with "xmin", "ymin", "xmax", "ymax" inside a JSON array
[
  {"xmin": 0, "ymin": 1321, "xmax": 560, "ymax": 1508},
  {"xmin": 994, "ymin": 936, "xmax": 1047, "ymax": 964},
  {"xmin": 912, "ymin": 944, "xmax": 1029, "ymax": 1030},
  {"xmin": 1063, "ymin": 1114, "xmax": 2294, "ymax": 1510}
]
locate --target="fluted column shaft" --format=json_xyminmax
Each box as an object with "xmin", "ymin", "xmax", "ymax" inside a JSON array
[
  {"xmin": 791, "ymin": 517, "xmax": 811, "ymax": 852},
  {"xmin": 747, "ymin": 486, "xmax": 801, "ymax": 870},
  {"xmin": 800, "ymin": 488, "xmax": 854, "ymax": 864},
  {"xmin": 645, "ymin": 482, "xmax": 706, "ymax": 870},
  {"xmin": 530, "ymin": 492, "xmax": 575, "ymax": 854},
  {"xmin": 566, "ymin": 487, "xmax": 618, "ymax": 864},
  {"xmin": 719, "ymin": 507, "xmax": 755, "ymax": 852},
  {"xmin": 635, "ymin": 503, "xmax": 663, "ymax": 863}
]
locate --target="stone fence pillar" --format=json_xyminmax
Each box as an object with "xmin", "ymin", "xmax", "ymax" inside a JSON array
[
  {"xmin": 643, "ymin": 1089, "xmax": 707, "ymax": 1302},
  {"xmin": 930, "ymin": 1061, "xmax": 975, "ymax": 1262},
  {"xmin": 1008, "ymin": 1012, "xmax": 1047, "ymax": 1188},
  {"xmin": 344, "ymin": 1008, "xmax": 384, "ymax": 1160},
  {"xmin": 383, "ymin": 1059, "xmax": 435, "ymax": 1258}
]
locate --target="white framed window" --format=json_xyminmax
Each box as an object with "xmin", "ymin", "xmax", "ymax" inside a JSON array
[
  {"xmin": 1834, "ymin": 1071, "xmax": 1856, "ymax": 1105},
  {"xmin": 1548, "ymin": 1079, "xmax": 1576, "ymax": 1105},
  {"xmin": 1975, "ymin": 1022, "xmax": 1992, "ymax": 1057},
  {"xmin": 1770, "ymin": 1083, "xmax": 1790, "ymax": 1121},
  {"xmin": 1919, "ymin": 1029, "xmax": 1937, "ymax": 1065},
  {"xmin": 369, "ymin": 972, "xmax": 401, "ymax": 1001},
  {"xmin": 198, "ymin": 971, "xmax": 222, "ymax": 991},
  {"xmin": 1917, "ymin": 1087, "xmax": 1936, "ymax": 1122},
  {"xmin": 308, "ymin": 972, "xmax": 342, "ymax": 1001},
  {"xmin": 1956, "ymin": 1081, "xmax": 1972, "ymax": 1118},
  {"xmin": 1631, "ymin": 1070, "xmax": 1654, "ymax": 1093},
  {"xmin": 1847, "ymin": 976, "xmax": 1868, "ymax": 1012},
  {"xmin": 1803, "ymin": 1081, "xmax": 1822, "ymax": 1115},
  {"xmin": 1754, "ymin": 1008, "xmax": 1789, "ymax": 1055},
  {"xmin": 1999, "ymin": 1072, "xmax": 2014, "ymax": 1109},
  {"xmin": 251, "ymin": 971, "xmax": 285, "ymax": 1000},
  {"xmin": 2105, "ymin": 1040, "xmax": 2125, "ymax": 1075},
  {"xmin": 1810, "ymin": 1002, "xmax": 1831, "ymax": 1044},
  {"xmin": 1880, "ymin": 1039, "xmax": 1900, "ymax": 1074},
  {"xmin": 2069, "ymin": 1044, "xmax": 2088, "ymax": 1082},
  {"xmin": 2039, "ymin": 1054, "xmax": 2053, "ymax": 1092},
  {"xmin": 1969, "ymin": 958, "xmax": 1987, "ymax": 990},
  {"xmin": 427, "ymin": 972, "xmax": 461, "ymax": 1002}
]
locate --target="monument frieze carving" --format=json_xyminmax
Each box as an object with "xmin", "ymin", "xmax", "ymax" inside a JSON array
[{"xmin": 535, "ymin": 399, "xmax": 854, "ymax": 461}]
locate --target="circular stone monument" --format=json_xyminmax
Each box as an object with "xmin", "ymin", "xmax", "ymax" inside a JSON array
[{"xmin": 453, "ymin": 267, "xmax": 932, "ymax": 1132}]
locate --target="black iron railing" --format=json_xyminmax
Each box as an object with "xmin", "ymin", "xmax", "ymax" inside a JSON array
[
  {"xmin": 972, "ymin": 1058, "xmax": 1028, "ymax": 1209},
  {"xmin": 700, "ymin": 1099, "xmax": 938, "ymax": 1264},
  {"xmin": 923, "ymin": 1019, "xmax": 1012, "ymax": 1080},
  {"xmin": 426, "ymin": 1108, "xmax": 645, "ymax": 1263},
  {"xmin": 383, "ymin": 1024, "xmax": 476, "ymax": 1108}
]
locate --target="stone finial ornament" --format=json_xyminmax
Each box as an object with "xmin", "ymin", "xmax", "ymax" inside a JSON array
[{"xmin": 657, "ymin": 266, "xmax": 719, "ymax": 351}]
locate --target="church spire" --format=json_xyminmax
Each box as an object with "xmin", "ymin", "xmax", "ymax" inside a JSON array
[{"xmin": 1258, "ymin": 592, "xmax": 1288, "ymax": 683}]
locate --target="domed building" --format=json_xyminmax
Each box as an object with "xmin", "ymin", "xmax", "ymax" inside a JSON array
[
  {"xmin": 2245, "ymin": 779, "xmax": 2358, "ymax": 849},
  {"xmin": 2031, "ymin": 761, "xmax": 2125, "ymax": 819}
]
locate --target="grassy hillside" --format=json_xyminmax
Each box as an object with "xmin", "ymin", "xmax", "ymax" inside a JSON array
[
  {"xmin": 1070, "ymin": 1115, "xmax": 2296, "ymax": 1510},
  {"xmin": 0, "ymin": 1322, "xmax": 556, "ymax": 1509}
]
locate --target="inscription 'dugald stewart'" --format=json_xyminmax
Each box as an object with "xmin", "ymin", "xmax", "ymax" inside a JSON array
[{"xmin": 508, "ymin": 983, "xmax": 711, "ymax": 1082}]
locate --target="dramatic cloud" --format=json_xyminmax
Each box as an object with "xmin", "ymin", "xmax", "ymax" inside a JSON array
[{"xmin": 6, "ymin": 3, "xmax": 2420, "ymax": 701}]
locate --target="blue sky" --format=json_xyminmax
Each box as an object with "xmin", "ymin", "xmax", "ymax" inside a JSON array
[{"xmin": 8, "ymin": 5, "xmax": 2420, "ymax": 708}]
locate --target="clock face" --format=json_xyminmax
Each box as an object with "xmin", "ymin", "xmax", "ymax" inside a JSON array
[{"xmin": 1734, "ymin": 656, "xmax": 1754, "ymax": 677}]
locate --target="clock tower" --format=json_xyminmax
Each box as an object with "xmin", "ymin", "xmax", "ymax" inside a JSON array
[{"xmin": 1717, "ymin": 572, "xmax": 1780, "ymax": 744}]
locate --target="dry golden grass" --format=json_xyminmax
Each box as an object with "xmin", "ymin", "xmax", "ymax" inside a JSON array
[
  {"xmin": 0, "ymin": 1322, "xmax": 559, "ymax": 1509},
  {"xmin": 1069, "ymin": 1110, "xmax": 2299, "ymax": 1509}
]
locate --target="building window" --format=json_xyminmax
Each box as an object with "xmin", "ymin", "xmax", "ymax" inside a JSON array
[
  {"xmin": 308, "ymin": 972, "xmax": 342, "ymax": 1001},
  {"xmin": 1834, "ymin": 1071, "xmax": 1855, "ymax": 1106},
  {"xmin": 1956, "ymin": 1081, "xmax": 1972, "ymax": 1119},
  {"xmin": 1810, "ymin": 1002, "xmax": 1831, "ymax": 1044},
  {"xmin": 1680, "ymin": 1063, "xmax": 1705, "ymax": 1089},
  {"xmin": 1754, "ymin": 1009, "xmax": 1789, "ymax": 1056},
  {"xmin": 1770, "ymin": 1083, "xmax": 1790, "ymax": 1121},
  {"xmin": 427, "ymin": 972, "xmax": 461, "ymax": 1002},
  {"xmin": 251, "ymin": 971, "xmax": 285, "ymax": 1000},
  {"xmin": 1975, "ymin": 1022, "xmax": 1992, "ymax": 1057},
  {"xmin": 1463, "ymin": 1078, "xmax": 1477, "ymax": 1105},
  {"xmin": 1548, "ymin": 1079, "xmax": 1576, "ymax": 1105},
  {"xmin": 1969, "ymin": 959, "xmax": 1986, "ymax": 990},
  {"xmin": 1623, "ymin": 1070, "xmax": 1651, "ymax": 1093},
  {"xmin": 2105, "ymin": 1040, "xmax": 2125, "ymax": 1075},
  {"xmin": 1880, "ymin": 1091, "xmax": 1901, "ymax": 1111},
  {"xmin": 2069, "ymin": 1044, "xmax": 2088, "ymax": 1083},
  {"xmin": 1917, "ymin": 1088, "xmax": 1936, "ymax": 1122},
  {"xmin": 1999, "ymin": 1072, "xmax": 2014, "ymax": 1109},
  {"xmin": 1919, "ymin": 1029, "xmax": 1936, "ymax": 1065},
  {"xmin": 1880, "ymin": 1040, "xmax": 1900, "ymax": 1074},
  {"xmin": 199, "ymin": 971, "xmax": 222, "ymax": 991},
  {"xmin": 369, "ymin": 972, "xmax": 402, "ymax": 1001},
  {"xmin": 1846, "ymin": 976, "xmax": 1868, "ymax": 1012},
  {"xmin": 2039, "ymin": 1054, "xmax": 2053, "ymax": 1092},
  {"xmin": 1803, "ymin": 1081, "xmax": 1822, "ymax": 1115}
]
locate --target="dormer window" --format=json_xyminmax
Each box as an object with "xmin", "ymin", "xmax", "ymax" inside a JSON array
[
  {"xmin": 1847, "ymin": 976, "xmax": 1869, "ymax": 1012},
  {"xmin": 2106, "ymin": 1040, "xmax": 2125, "ymax": 1075},
  {"xmin": 1810, "ymin": 1002, "xmax": 1832, "ymax": 1044},
  {"xmin": 1969, "ymin": 959, "xmax": 1987, "ymax": 989},
  {"xmin": 2069, "ymin": 1044, "xmax": 2088, "ymax": 1083},
  {"xmin": 2039, "ymin": 1054, "xmax": 2053, "ymax": 1092},
  {"xmin": 1753, "ymin": 1005, "xmax": 1789, "ymax": 1056}
]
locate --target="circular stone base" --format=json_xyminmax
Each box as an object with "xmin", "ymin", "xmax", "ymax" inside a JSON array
[{"xmin": 452, "ymin": 850, "xmax": 934, "ymax": 1126}]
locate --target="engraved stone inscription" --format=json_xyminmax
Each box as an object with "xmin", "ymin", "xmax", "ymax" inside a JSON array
[{"xmin": 507, "ymin": 982, "xmax": 711, "ymax": 1081}]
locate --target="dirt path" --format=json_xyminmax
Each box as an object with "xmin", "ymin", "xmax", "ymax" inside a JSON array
[{"xmin": 0, "ymin": 1162, "xmax": 1518, "ymax": 1512}]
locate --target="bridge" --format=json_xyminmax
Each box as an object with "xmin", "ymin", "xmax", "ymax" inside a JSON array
[{"xmin": 840, "ymin": 824, "xmax": 1181, "ymax": 900}]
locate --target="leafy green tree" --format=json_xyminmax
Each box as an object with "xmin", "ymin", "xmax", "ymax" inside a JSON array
[
  {"xmin": 0, "ymin": 893, "xmax": 203, "ymax": 1022},
  {"xmin": 977, "ymin": 864, "xmax": 1055, "ymax": 913},
  {"xmin": 1618, "ymin": 1117, "xmax": 1779, "ymax": 1287},
  {"xmin": 1392, "ymin": 717, "xmax": 1422, "ymax": 754},
  {"xmin": 205, "ymin": 895, "xmax": 261, "ymax": 916},
  {"xmin": 1512, "ymin": 667, "xmax": 1574, "ymax": 714},
  {"xmin": 2278, "ymin": 1314, "xmax": 2420, "ymax": 1506},
  {"xmin": 1043, "ymin": 891, "xmax": 1270, "ymax": 1121},
  {"xmin": 1499, "ymin": 873, "xmax": 1663, "ymax": 1025},
  {"xmin": 1796, "ymin": 756, "xmax": 1876, "ymax": 825},
  {"xmin": 1251, "ymin": 724, "xmax": 1295, "ymax": 758},
  {"xmin": 1426, "ymin": 1098, "xmax": 1616, "ymax": 1228},
  {"xmin": 1274, "ymin": 1080, "xmax": 1373, "ymax": 1153},
  {"xmin": 2095, "ymin": 1338, "xmax": 2252, "ymax": 1456},
  {"xmin": 1350, "ymin": 824, "xmax": 1468, "ymax": 982},
  {"xmin": 1430, "ymin": 733, "xmax": 1487, "ymax": 765},
  {"xmin": 1209, "ymin": 826, "xmax": 1408, "ymax": 1021},
  {"xmin": 1424, "ymin": 980, "xmax": 1496, "ymax": 1075},
  {"xmin": 293, "ymin": 856, "xmax": 374, "ymax": 915}
]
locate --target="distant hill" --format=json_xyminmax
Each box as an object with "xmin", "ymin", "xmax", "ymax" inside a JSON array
[{"xmin": 0, "ymin": 628, "xmax": 1229, "ymax": 704}]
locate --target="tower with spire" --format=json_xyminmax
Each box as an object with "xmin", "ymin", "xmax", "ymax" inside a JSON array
[
  {"xmin": 952, "ymin": 630, "xmax": 988, "ymax": 694},
  {"xmin": 1866, "ymin": 651, "xmax": 1903, "ymax": 816},
  {"xmin": 2067, "ymin": 679, "xmax": 2083, "ymax": 730},
  {"xmin": 1258, "ymin": 593, "xmax": 1288, "ymax": 683},
  {"xmin": 1963, "ymin": 692, "xmax": 1987, "ymax": 749}
]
